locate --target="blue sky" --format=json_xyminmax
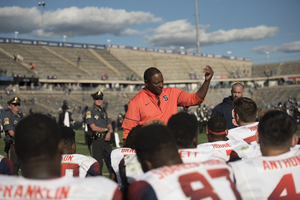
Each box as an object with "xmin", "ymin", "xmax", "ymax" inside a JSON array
[{"xmin": 0, "ymin": 0, "xmax": 299, "ymax": 63}]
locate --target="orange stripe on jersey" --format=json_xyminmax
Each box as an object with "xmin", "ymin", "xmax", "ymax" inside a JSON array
[{"xmin": 243, "ymin": 135, "xmax": 256, "ymax": 144}]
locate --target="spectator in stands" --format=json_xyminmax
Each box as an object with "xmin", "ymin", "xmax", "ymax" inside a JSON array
[
  {"xmin": 230, "ymin": 111, "xmax": 299, "ymax": 199},
  {"xmin": 212, "ymin": 82, "xmax": 245, "ymax": 129},
  {"xmin": 77, "ymin": 56, "xmax": 81, "ymax": 66},
  {"xmin": 122, "ymin": 66, "xmax": 214, "ymax": 144}
]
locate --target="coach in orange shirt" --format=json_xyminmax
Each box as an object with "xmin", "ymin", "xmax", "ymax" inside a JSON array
[{"xmin": 122, "ymin": 66, "xmax": 214, "ymax": 142}]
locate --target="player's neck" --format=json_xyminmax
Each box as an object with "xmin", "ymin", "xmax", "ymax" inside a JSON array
[
  {"xmin": 238, "ymin": 121, "xmax": 255, "ymax": 126},
  {"xmin": 62, "ymin": 148, "xmax": 74, "ymax": 154},
  {"xmin": 21, "ymin": 156, "xmax": 61, "ymax": 179},
  {"xmin": 261, "ymin": 148, "xmax": 290, "ymax": 157},
  {"xmin": 154, "ymin": 156, "xmax": 183, "ymax": 170},
  {"xmin": 11, "ymin": 110, "xmax": 19, "ymax": 115}
]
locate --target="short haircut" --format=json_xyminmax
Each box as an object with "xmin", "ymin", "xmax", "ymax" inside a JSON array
[
  {"xmin": 258, "ymin": 110, "xmax": 296, "ymax": 149},
  {"xmin": 124, "ymin": 125, "xmax": 143, "ymax": 149},
  {"xmin": 207, "ymin": 115, "xmax": 228, "ymax": 139},
  {"xmin": 15, "ymin": 113, "xmax": 60, "ymax": 162},
  {"xmin": 233, "ymin": 97, "xmax": 257, "ymax": 123},
  {"xmin": 134, "ymin": 124, "xmax": 178, "ymax": 167},
  {"xmin": 257, "ymin": 108, "xmax": 275, "ymax": 121},
  {"xmin": 167, "ymin": 112, "xmax": 198, "ymax": 148},
  {"xmin": 231, "ymin": 82, "xmax": 244, "ymax": 90},
  {"xmin": 60, "ymin": 126, "xmax": 75, "ymax": 147},
  {"xmin": 144, "ymin": 67, "xmax": 161, "ymax": 82}
]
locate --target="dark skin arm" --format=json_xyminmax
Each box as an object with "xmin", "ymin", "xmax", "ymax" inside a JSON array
[{"xmin": 197, "ymin": 65, "xmax": 214, "ymax": 100}]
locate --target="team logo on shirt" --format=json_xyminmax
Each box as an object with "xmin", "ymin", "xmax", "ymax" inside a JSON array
[
  {"xmin": 163, "ymin": 95, "xmax": 169, "ymax": 101},
  {"xmin": 86, "ymin": 111, "xmax": 91, "ymax": 119},
  {"xmin": 3, "ymin": 117, "xmax": 9, "ymax": 125}
]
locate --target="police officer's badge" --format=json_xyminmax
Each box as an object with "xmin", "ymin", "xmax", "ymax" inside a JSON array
[
  {"xmin": 3, "ymin": 117, "xmax": 9, "ymax": 125},
  {"xmin": 86, "ymin": 111, "xmax": 91, "ymax": 119},
  {"xmin": 95, "ymin": 115, "xmax": 99, "ymax": 120},
  {"xmin": 14, "ymin": 120, "xmax": 18, "ymax": 125}
]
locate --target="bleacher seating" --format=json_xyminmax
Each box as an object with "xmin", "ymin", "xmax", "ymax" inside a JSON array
[
  {"xmin": 255, "ymin": 85, "xmax": 300, "ymax": 109},
  {"xmin": 0, "ymin": 50, "xmax": 36, "ymax": 78}
]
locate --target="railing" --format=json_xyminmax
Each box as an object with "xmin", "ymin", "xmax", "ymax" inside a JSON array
[{"xmin": 252, "ymin": 55, "xmax": 300, "ymax": 65}]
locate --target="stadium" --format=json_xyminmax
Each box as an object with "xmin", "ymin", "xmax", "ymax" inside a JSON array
[
  {"xmin": 1, "ymin": 1, "xmax": 300, "ymax": 199},
  {"xmin": 0, "ymin": 38, "xmax": 299, "ymax": 124}
]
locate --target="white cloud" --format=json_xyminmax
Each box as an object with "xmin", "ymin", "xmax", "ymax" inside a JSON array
[
  {"xmin": 116, "ymin": 28, "xmax": 144, "ymax": 36},
  {"xmin": 0, "ymin": 6, "xmax": 41, "ymax": 33},
  {"xmin": 0, "ymin": 6, "xmax": 162, "ymax": 38},
  {"xmin": 145, "ymin": 20, "xmax": 279, "ymax": 49},
  {"xmin": 278, "ymin": 41, "xmax": 300, "ymax": 53},
  {"xmin": 250, "ymin": 41, "xmax": 300, "ymax": 54}
]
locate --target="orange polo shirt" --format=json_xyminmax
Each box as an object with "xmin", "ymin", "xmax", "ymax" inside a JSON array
[{"xmin": 122, "ymin": 88, "xmax": 204, "ymax": 139}]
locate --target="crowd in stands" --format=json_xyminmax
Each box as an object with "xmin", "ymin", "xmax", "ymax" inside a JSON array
[{"xmin": 0, "ymin": 68, "xmax": 7, "ymax": 76}]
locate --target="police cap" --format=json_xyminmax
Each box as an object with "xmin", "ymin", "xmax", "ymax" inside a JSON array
[
  {"xmin": 91, "ymin": 91, "xmax": 104, "ymax": 100},
  {"xmin": 7, "ymin": 96, "xmax": 21, "ymax": 105}
]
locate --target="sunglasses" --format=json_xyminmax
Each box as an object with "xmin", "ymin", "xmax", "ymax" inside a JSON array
[
  {"xmin": 94, "ymin": 97, "xmax": 103, "ymax": 100},
  {"xmin": 12, "ymin": 103, "xmax": 20, "ymax": 106}
]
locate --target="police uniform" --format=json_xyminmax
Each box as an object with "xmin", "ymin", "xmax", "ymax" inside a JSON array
[
  {"xmin": 86, "ymin": 91, "xmax": 112, "ymax": 175},
  {"xmin": 2, "ymin": 97, "xmax": 22, "ymax": 175}
]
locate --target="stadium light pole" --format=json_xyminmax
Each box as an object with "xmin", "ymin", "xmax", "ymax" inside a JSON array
[
  {"xmin": 227, "ymin": 51, "xmax": 232, "ymax": 57},
  {"xmin": 266, "ymin": 51, "xmax": 270, "ymax": 64},
  {"xmin": 195, "ymin": 0, "xmax": 200, "ymax": 53},
  {"xmin": 15, "ymin": 31, "xmax": 19, "ymax": 39},
  {"xmin": 38, "ymin": 1, "xmax": 46, "ymax": 40},
  {"xmin": 180, "ymin": 46, "xmax": 185, "ymax": 54},
  {"xmin": 107, "ymin": 39, "xmax": 111, "ymax": 52},
  {"xmin": 63, "ymin": 35, "xmax": 67, "ymax": 43}
]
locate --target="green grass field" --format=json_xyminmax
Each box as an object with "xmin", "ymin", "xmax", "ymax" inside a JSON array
[{"xmin": 1, "ymin": 125, "xmax": 300, "ymax": 178}]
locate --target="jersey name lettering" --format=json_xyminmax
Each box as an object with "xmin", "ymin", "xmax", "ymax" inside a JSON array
[
  {"xmin": 179, "ymin": 150, "xmax": 198, "ymax": 157},
  {"xmin": 211, "ymin": 143, "xmax": 232, "ymax": 149},
  {"xmin": 120, "ymin": 149, "xmax": 136, "ymax": 153},
  {"xmin": 61, "ymin": 155, "xmax": 74, "ymax": 162},
  {"xmin": 247, "ymin": 125, "xmax": 258, "ymax": 132},
  {"xmin": 263, "ymin": 155, "xmax": 300, "ymax": 171},
  {"xmin": 0, "ymin": 185, "xmax": 70, "ymax": 199},
  {"xmin": 153, "ymin": 160, "xmax": 225, "ymax": 180}
]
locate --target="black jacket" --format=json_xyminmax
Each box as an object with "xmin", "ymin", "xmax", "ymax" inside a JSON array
[{"xmin": 211, "ymin": 96, "xmax": 239, "ymax": 130}]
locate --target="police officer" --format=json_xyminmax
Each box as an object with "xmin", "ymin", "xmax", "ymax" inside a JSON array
[
  {"xmin": 86, "ymin": 91, "xmax": 113, "ymax": 175},
  {"xmin": 2, "ymin": 96, "xmax": 23, "ymax": 175}
]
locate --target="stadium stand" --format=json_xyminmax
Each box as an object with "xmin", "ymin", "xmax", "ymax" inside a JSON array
[{"xmin": 1, "ymin": 42, "xmax": 300, "ymax": 126}]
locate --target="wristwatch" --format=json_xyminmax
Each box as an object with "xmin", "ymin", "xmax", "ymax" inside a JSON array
[{"xmin": 105, "ymin": 128, "xmax": 109, "ymax": 132}]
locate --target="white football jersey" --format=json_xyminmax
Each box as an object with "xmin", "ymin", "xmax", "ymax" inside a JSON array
[
  {"xmin": 0, "ymin": 155, "xmax": 13, "ymax": 175},
  {"xmin": 179, "ymin": 148, "xmax": 228, "ymax": 163},
  {"xmin": 109, "ymin": 148, "xmax": 136, "ymax": 186},
  {"xmin": 61, "ymin": 154, "xmax": 100, "ymax": 178},
  {"xmin": 230, "ymin": 149, "xmax": 300, "ymax": 200},
  {"xmin": 128, "ymin": 160, "xmax": 241, "ymax": 200},
  {"xmin": 0, "ymin": 175, "xmax": 122, "ymax": 200},
  {"xmin": 197, "ymin": 140, "xmax": 250, "ymax": 161},
  {"xmin": 124, "ymin": 148, "xmax": 232, "ymax": 185},
  {"xmin": 227, "ymin": 122, "xmax": 259, "ymax": 144},
  {"xmin": 233, "ymin": 143, "xmax": 262, "ymax": 160}
]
